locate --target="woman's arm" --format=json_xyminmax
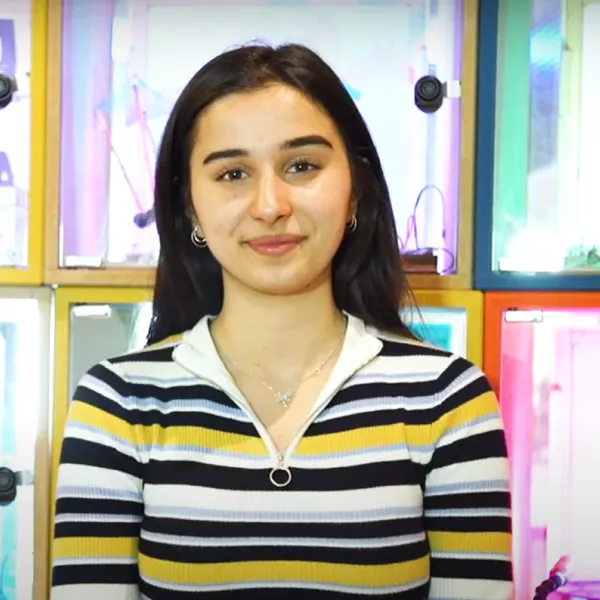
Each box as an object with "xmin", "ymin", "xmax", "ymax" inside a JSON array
[
  {"xmin": 425, "ymin": 357, "xmax": 513, "ymax": 600},
  {"xmin": 51, "ymin": 361, "xmax": 143, "ymax": 600}
]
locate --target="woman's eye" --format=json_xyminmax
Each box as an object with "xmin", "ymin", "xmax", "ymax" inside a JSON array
[
  {"xmin": 288, "ymin": 160, "xmax": 318, "ymax": 174},
  {"xmin": 218, "ymin": 169, "xmax": 248, "ymax": 182}
]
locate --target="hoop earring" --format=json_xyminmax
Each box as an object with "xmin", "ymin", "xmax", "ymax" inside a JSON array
[
  {"xmin": 347, "ymin": 214, "xmax": 358, "ymax": 232},
  {"xmin": 190, "ymin": 226, "xmax": 207, "ymax": 248}
]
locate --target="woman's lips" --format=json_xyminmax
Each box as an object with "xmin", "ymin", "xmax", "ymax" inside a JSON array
[{"xmin": 246, "ymin": 235, "xmax": 304, "ymax": 257}]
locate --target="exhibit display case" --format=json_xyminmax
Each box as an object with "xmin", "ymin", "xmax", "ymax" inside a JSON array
[
  {"xmin": 484, "ymin": 292, "xmax": 600, "ymax": 599},
  {"xmin": 410, "ymin": 290, "xmax": 483, "ymax": 364},
  {"xmin": 44, "ymin": 0, "xmax": 478, "ymax": 288},
  {"xmin": 0, "ymin": 288, "xmax": 51, "ymax": 600},
  {"xmin": 0, "ymin": 1, "xmax": 47, "ymax": 285},
  {"xmin": 475, "ymin": 0, "xmax": 600, "ymax": 290}
]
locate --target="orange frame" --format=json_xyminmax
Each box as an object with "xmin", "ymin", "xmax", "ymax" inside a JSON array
[
  {"xmin": 483, "ymin": 291, "xmax": 600, "ymax": 391},
  {"xmin": 483, "ymin": 291, "xmax": 600, "ymax": 600}
]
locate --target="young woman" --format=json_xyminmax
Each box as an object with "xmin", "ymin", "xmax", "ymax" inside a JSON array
[{"xmin": 51, "ymin": 44, "xmax": 512, "ymax": 599}]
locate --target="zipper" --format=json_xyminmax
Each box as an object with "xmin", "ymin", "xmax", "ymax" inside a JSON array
[
  {"xmin": 272, "ymin": 351, "xmax": 381, "ymax": 486},
  {"xmin": 177, "ymin": 347, "xmax": 381, "ymax": 488}
]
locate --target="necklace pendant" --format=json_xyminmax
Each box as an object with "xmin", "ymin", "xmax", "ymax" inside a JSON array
[{"xmin": 274, "ymin": 391, "xmax": 292, "ymax": 407}]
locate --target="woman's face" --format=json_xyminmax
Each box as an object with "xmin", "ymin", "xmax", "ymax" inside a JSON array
[{"xmin": 188, "ymin": 83, "xmax": 353, "ymax": 297}]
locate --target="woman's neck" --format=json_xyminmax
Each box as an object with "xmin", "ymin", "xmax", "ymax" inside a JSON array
[{"xmin": 210, "ymin": 277, "xmax": 346, "ymax": 375}]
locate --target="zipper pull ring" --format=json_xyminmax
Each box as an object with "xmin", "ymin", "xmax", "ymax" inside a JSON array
[{"xmin": 269, "ymin": 454, "xmax": 292, "ymax": 488}]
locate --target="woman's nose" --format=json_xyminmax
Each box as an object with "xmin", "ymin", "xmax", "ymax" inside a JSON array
[{"xmin": 248, "ymin": 171, "xmax": 293, "ymax": 223}]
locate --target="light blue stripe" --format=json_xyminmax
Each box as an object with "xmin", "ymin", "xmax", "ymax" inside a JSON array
[
  {"xmin": 352, "ymin": 370, "xmax": 441, "ymax": 382},
  {"xmin": 69, "ymin": 422, "xmax": 267, "ymax": 460},
  {"xmin": 425, "ymin": 479, "xmax": 509, "ymax": 495},
  {"xmin": 123, "ymin": 374, "xmax": 199, "ymax": 385},
  {"xmin": 316, "ymin": 395, "xmax": 443, "ymax": 421},
  {"xmin": 425, "ymin": 507, "xmax": 511, "ymax": 517},
  {"xmin": 118, "ymin": 395, "xmax": 249, "ymax": 420},
  {"xmin": 145, "ymin": 505, "xmax": 422, "ymax": 522},
  {"xmin": 292, "ymin": 442, "xmax": 435, "ymax": 460},
  {"xmin": 148, "ymin": 446, "xmax": 268, "ymax": 459},
  {"xmin": 68, "ymin": 422, "xmax": 137, "ymax": 451},
  {"xmin": 432, "ymin": 551, "xmax": 510, "ymax": 560},
  {"xmin": 440, "ymin": 413, "xmax": 500, "ymax": 439},
  {"xmin": 57, "ymin": 485, "xmax": 141, "ymax": 501},
  {"xmin": 141, "ymin": 531, "xmax": 426, "ymax": 549},
  {"xmin": 141, "ymin": 575, "xmax": 428, "ymax": 595}
]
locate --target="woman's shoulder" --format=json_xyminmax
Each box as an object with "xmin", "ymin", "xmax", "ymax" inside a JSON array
[
  {"xmin": 366, "ymin": 325, "xmax": 490, "ymax": 394},
  {"xmin": 78, "ymin": 332, "xmax": 191, "ymax": 398}
]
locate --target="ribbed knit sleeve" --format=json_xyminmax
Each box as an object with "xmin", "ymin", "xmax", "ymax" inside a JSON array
[
  {"xmin": 424, "ymin": 357, "xmax": 513, "ymax": 600},
  {"xmin": 50, "ymin": 361, "xmax": 143, "ymax": 599}
]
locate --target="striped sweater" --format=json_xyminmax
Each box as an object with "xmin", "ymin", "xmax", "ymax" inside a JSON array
[{"xmin": 51, "ymin": 313, "xmax": 513, "ymax": 599}]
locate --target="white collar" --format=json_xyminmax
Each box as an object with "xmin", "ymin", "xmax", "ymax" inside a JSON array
[{"xmin": 172, "ymin": 312, "xmax": 383, "ymax": 411}]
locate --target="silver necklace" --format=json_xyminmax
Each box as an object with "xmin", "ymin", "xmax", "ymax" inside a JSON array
[{"xmin": 224, "ymin": 327, "xmax": 345, "ymax": 408}]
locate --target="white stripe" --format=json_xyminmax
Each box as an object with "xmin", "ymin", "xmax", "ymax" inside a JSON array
[
  {"xmin": 143, "ymin": 483, "xmax": 422, "ymax": 515},
  {"xmin": 51, "ymin": 583, "xmax": 139, "ymax": 600},
  {"xmin": 57, "ymin": 463, "xmax": 142, "ymax": 495},
  {"xmin": 429, "ymin": 578, "xmax": 513, "ymax": 600},
  {"xmin": 141, "ymin": 529, "xmax": 426, "ymax": 549},
  {"xmin": 426, "ymin": 457, "xmax": 509, "ymax": 488}
]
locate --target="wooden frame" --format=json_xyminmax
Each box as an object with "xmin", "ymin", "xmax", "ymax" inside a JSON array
[
  {"xmin": 0, "ymin": 0, "xmax": 47, "ymax": 285},
  {"xmin": 413, "ymin": 289, "xmax": 483, "ymax": 365},
  {"xmin": 48, "ymin": 287, "xmax": 153, "ymax": 576},
  {"xmin": 0, "ymin": 286, "xmax": 52, "ymax": 600},
  {"xmin": 43, "ymin": 0, "xmax": 477, "ymax": 288}
]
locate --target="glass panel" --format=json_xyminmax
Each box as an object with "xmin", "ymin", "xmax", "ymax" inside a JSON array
[
  {"xmin": 499, "ymin": 308, "xmax": 600, "ymax": 599},
  {"xmin": 494, "ymin": 0, "xmax": 600, "ymax": 274},
  {"xmin": 0, "ymin": 2, "xmax": 31, "ymax": 267},
  {"xmin": 406, "ymin": 306, "xmax": 467, "ymax": 355},
  {"xmin": 59, "ymin": 0, "xmax": 463, "ymax": 274},
  {"xmin": 68, "ymin": 302, "xmax": 152, "ymax": 398},
  {"xmin": 0, "ymin": 297, "xmax": 42, "ymax": 600}
]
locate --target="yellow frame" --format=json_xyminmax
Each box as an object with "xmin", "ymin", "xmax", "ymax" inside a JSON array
[
  {"xmin": 413, "ymin": 289, "xmax": 484, "ymax": 366},
  {"xmin": 0, "ymin": 0, "xmax": 47, "ymax": 285},
  {"xmin": 0, "ymin": 286, "xmax": 52, "ymax": 600},
  {"xmin": 49, "ymin": 286, "xmax": 153, "ymax": 576},
  {"xmin": 42, "ymin": 0, "xmax": 477, "ymax": 288}
]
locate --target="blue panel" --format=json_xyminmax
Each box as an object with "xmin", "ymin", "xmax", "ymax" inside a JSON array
[
  {"xmin": 473, "ymin": 0, "xmax": 600, "ymax": 291},
  {"xmin": 473, "ymin": 0, "xmax": 498, "ymax": 290},
  {"xmin": 412, "ymin": 321, "xmax": 454, "ymax": 352}
]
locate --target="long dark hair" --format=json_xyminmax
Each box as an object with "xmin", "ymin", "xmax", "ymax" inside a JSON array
[{"xmin": 147, "ymin": 42, "xmax": 415, "ymax": 344}]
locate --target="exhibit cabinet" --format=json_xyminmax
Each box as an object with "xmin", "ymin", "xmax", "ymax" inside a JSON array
[
  {"xmin": 0, "ymin": 288, "xmax": 52, "ymax": 600},
  {"xmin": 0, "ymin": 0, "xmax": 47, "ymax": 285},
  {"xmin": 42, "ymin": 0, "xmax": 478, "ymax": 289},
  {"xmin": 484, "ymin": 292, "xmax": 600, "ymax": 600},
  {"xmin": 475, "ymin": 0, "xmax": 600, "ymax": 290}
]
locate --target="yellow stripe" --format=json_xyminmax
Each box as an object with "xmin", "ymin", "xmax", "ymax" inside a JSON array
[
  {"xmin": 296, "ymin": 391, "xmax": 500, "ymax": 457},
  {"xmin": 430, "ymin": 391, "xmax": 500, "ymax": 443},
  {"xmin": 295, "ymin": 422, "xmax": 434, "ymax": 456},
  {"xmin": 159, "ymin": 426, "xmax": 266, "ymax": 456},
  {"xmin": 428, "ymin": 531, "xmax": 511, "ymax": 554},
  {"xmin": 139, "ymin": 554, "xmax": 428, "ymax": 586},
  {"xmin": 54, "ymin": 536, "xmax": 138, "ymax": 560},
  {"xmin": 70, "ymin": 402, "xmax": 267, "ymax": 456}
]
